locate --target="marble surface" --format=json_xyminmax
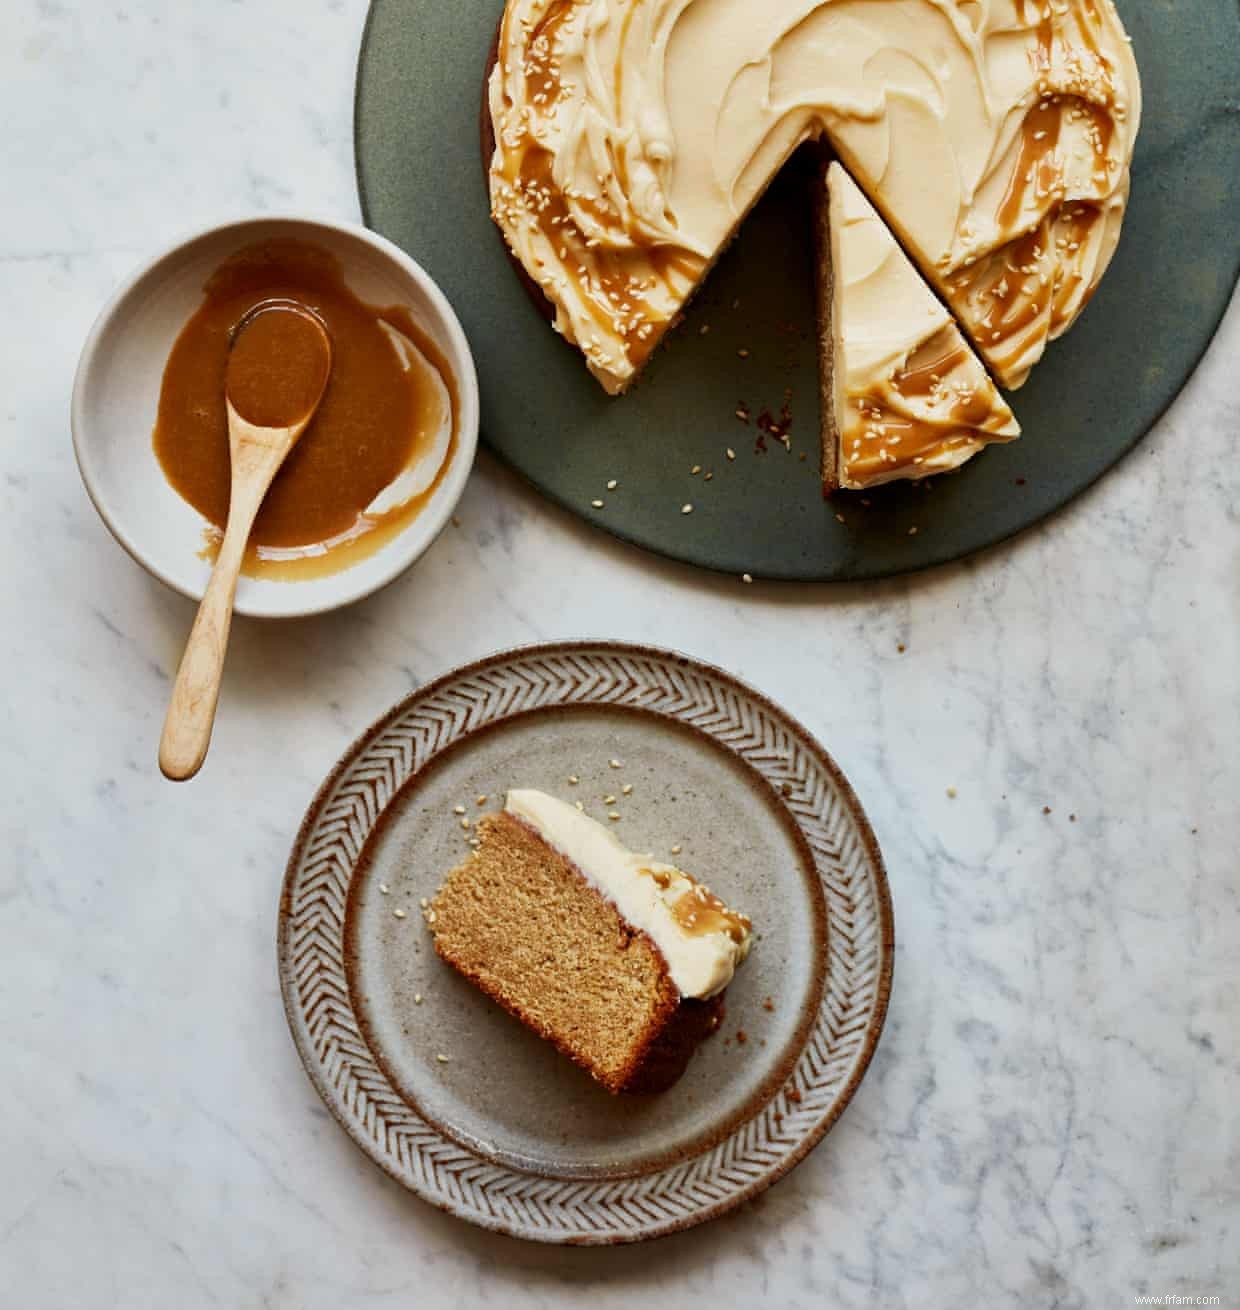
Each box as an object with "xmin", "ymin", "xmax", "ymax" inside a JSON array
[{"xmin": 2, "ymin": 3, "xmax": 1236, "ymax": 1306}]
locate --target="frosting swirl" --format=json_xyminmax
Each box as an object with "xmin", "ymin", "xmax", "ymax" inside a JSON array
[{"xmin": 488, "ymin": 0, "xmax": 1140, "ymax": 392}]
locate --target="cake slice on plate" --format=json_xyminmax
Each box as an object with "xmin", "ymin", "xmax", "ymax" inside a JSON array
[
  {"xmin": 425, "ymin": 789, "xmax": 751, "ymax": 1094},
  {"xmin": 818, "ymin": 162, "xmax": 1021, "ymax": 494}
]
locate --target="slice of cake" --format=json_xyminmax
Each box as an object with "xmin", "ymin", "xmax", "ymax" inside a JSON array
[
  {"xmin": 424, "ymin": 789, "xmax": 752, "ymax": 1094},
  {"xmin": 819, "ymin": 162, "xmax": 1021, "ymax": 493}
]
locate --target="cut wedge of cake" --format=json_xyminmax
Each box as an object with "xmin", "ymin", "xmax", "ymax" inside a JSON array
[
  {"xmin": 425, "ymin": 789, "xmax": 751, "ymax": 1094},
  {"xmin": 818, "ymin": 163, "xmax": 1021, "ymax": 493}
]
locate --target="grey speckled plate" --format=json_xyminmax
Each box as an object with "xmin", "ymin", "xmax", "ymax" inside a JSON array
[
  {"xmin": 355, "ymin": 0, "xmax": 1240, "ymax": 581},
  {"xmin": 279, "ymin": 643, "xmax": 893, "ymax": 1243}
]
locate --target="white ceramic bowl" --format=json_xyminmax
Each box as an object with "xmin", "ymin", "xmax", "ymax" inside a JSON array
[{"xmin": 72, "ymin": 216, "xmax": 479, "ymax": 618}]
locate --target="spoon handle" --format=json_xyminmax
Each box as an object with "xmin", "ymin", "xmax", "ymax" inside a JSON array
[{"xmin": 158, "ymin": 480, "xmax": 266, "ymax": 781}]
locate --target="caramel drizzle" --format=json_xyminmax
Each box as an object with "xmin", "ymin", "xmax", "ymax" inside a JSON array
[
  {"xmin": 890, "ymin": 332, "xmax": 970, "ymax": 400},
  {"xmin": 843, "ymin": 325, "xmax": 1013, "ymax": 482},
  {"xmin": 1019, "ymin": 0, "xmax": 1107, "ymax": 71},
  {"xmin": 996, "ymin": 96, "xmax": 1063, "ymax": 233},
  {"xmin": 995, "ymin": 1, "xmax": 1119, "ymax": 252},
  {"xmin": 990, "ymin": 224, "xmax": 1050, "ymax": 339},
  {"xmin": 497, "ymin": 0, "xmax": 704, "ymax": 369},
  {"xmin": 638, "ymin": 867, "xmax": 751, "ymax": 945},
  {"xmin": 524, "ymin": 0, "xmax": 576, "ymax": 106},
  {"xmin": 501, "ymin": 143, "xmax": 703, "ymax": 366},
  {"xmin": 957, "ymin": 0, "xmax": 1123, "ymax": 374},
  {"xmin": 1048, "ymin": 201, "xmax": 1102, "ymax": 332}
]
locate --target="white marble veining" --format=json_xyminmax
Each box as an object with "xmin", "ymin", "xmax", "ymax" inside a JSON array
[{"xmin": 2, "ymin": 2, "xmax": 1237, "ymax": 1305}]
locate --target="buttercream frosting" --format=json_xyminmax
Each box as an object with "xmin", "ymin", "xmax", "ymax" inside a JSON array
[{"xmin": 488, "ymin": 0, "xmax": 1140, "ymax": 392}]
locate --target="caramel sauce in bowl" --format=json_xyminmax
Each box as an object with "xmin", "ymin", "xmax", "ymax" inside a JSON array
[{"xmin": 71, "ymin": 218, "xmax": 479, "ymax": 618}]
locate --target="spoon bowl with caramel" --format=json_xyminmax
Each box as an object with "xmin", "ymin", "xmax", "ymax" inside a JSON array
[{"xmin": 72, "ymin": 216, "xmax": 479, "ymax": 619}]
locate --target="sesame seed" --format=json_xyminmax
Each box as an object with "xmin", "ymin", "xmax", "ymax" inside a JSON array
[
  {"xmin": 419, "ymin": 897, "xmax": 429, "ymax": 909},
  {"xmin": 691, "ymin": 464, "xmax": 701, "ymax": 475},
  {"xmin": 604, "ymin": 794, "xmax": 616, "ymax": 805},
  {"xmin": 414, "ymin": 993, "xmax": 423, "ymax": 1004},
  {"xmin": 606, "ymin": 479, "xmax": 617, "ymax": 490},
  {"xmin": 453, "ymin": 805, "xmax": 466, "ymax": 815},
  {"xmin": 476, "ymin": 795, "xmax": 487, "ymax": 806},
  {"xmin": 436, "ymin": 1053, "xmax": 451, "ymax": 1063},
  {"xmin": 671, "ymin": 844, "xmax": 683, "ymax": 855},
  {"xmin": 622, "ymin": 783, "xmax": 633, "ymax": 795},
  {"xmin": 609, "ymin": 759, "xmax": 622, "ymax": 769},
  {"xmin": 568, "ymin": 775, "xmax": 579, "ymax": 785},
  {"xmin": 947, "ymin": 787, "xmax": 958, "ymax": 799},
  {"xmin": 681, "ymin": 503, "xmax": 694, "ymax": 514},
  {"xmin": 737, "ymin": 349, "xmax": 749, "ymax": 359},
  {"xmin": 591, "ymin": 499, "xmax": 604, "ymax": 509},
  {"xmin": 742, "ymin": 573, "xmax": 753, "ymax": 584},
  {"xmin": 460, "ymin": 818, "xmax": 471, "ymax": 830},
  {"xmin": 704, "ymin": 472, "xmax": 713, "ymax": 481},
  {"xmin": 726, "ymin": 447, "xmax": 737, "ymax": 460},
  {"xmin": 908, "ymin": 526, "xmax": 919, "ymax": 536},
  {"xmin": 379, "ymin": 883, "xmax": 390, "ymax": 895},
  {"xmin": 393, "ymin": 908, "xmax": 407, "ymax": 920},
  {"xmin": 699, "ymin": 324, "xmax": 710, "ymax": 335},
  {"xmin": 575, "ymin": 801, "xmax": 584, "ymax": 812}
]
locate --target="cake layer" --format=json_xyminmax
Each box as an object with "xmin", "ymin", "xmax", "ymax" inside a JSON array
[
  {"xmin": 488, "ymin": 0, "xmax": 1140, "ymax": 393},
  {"xmin": 825, "ymin": 162, "xmax": 1020, "ymax": 491}
]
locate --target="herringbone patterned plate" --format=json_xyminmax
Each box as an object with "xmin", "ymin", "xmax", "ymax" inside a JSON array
[{"xmin": 279, "ymin": 642, "xmax": 893, "ymax": 1243}]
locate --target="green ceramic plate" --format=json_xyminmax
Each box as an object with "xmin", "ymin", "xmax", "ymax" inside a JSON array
[{"xmin": 356, "ymin": 0, "xmax": 1240, "ymax": 581}]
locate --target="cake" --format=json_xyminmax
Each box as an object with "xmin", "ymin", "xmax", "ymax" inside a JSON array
[
  {"xmin": 819, "ymin": 161, "xmax": 1021, "ymax": 492},
  {"xmin": 424, "ymin": 789, "xmax": 752, "ymax": 1093},
  {"xmin": 486, "ymin": 0, "xmax": 1141, "ymax": 396}
]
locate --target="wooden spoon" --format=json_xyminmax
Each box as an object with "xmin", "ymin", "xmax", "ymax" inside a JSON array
[{"xmin": 159, "ymin": 300, "xmax": 333, "ymax": 781}]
